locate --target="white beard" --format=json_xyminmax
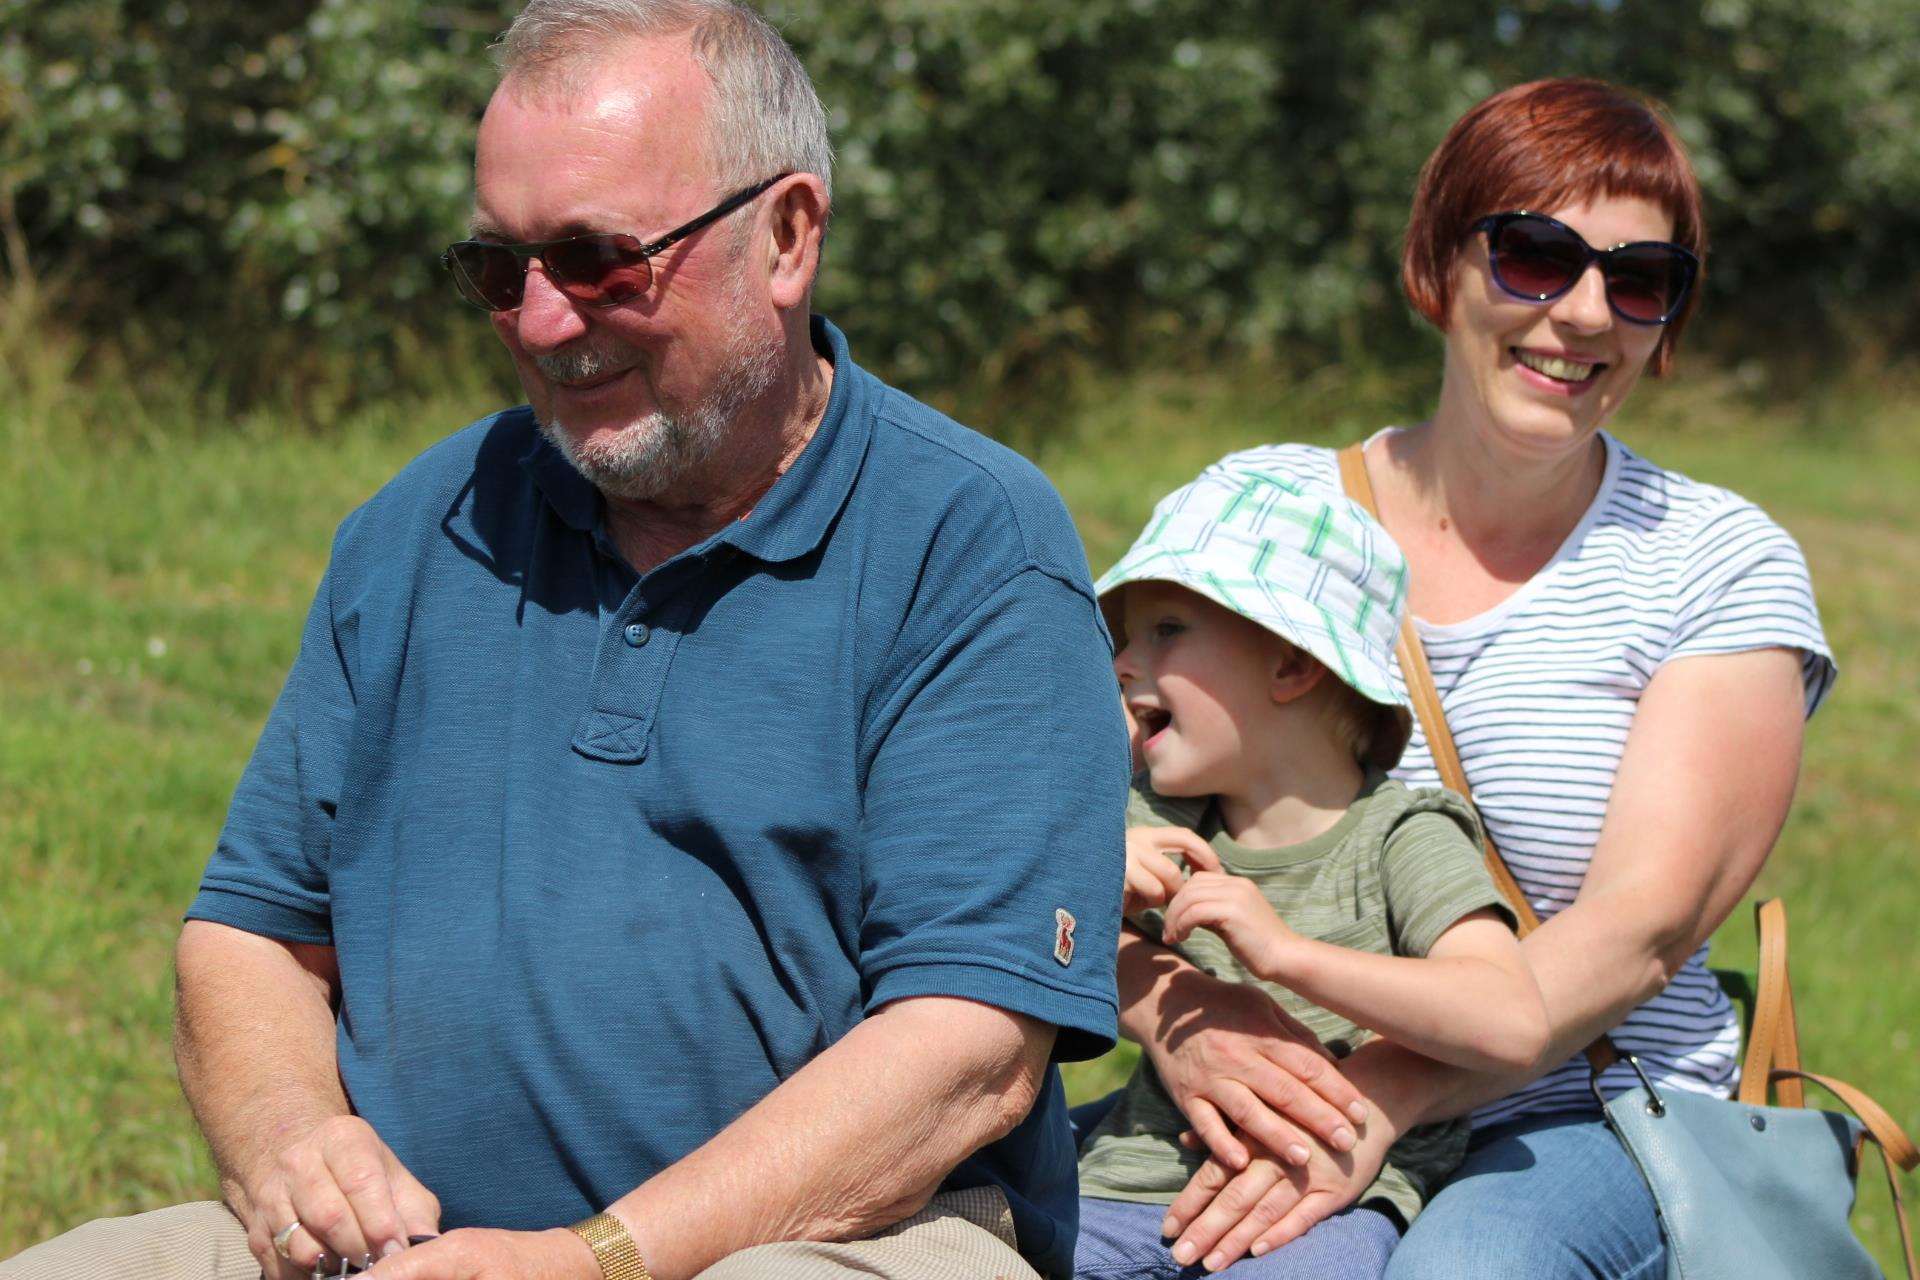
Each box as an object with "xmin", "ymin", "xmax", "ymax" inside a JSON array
[{"xmin": 534, "ymin": 300, "xmax": 782, "ymax": 504}]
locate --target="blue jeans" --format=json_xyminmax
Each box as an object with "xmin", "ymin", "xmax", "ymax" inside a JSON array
[
  {"xmin": 1383, "ymin": 1110, "xmax": 1665, "ymax": 1279},
  {"xmin": 1075, "ymin": 1196, "xmax": 1400, "ymax": 1280}
]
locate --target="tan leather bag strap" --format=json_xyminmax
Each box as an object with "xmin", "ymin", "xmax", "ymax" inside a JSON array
[
  {"xmin": 1771, "ymin": 1068, "xmax": 1919, "ymax": 1278},
  {"xmin": 1336, "ymin": 442, "xmax": 1615, "ymax": 1075},
  {"xmin": 1740, "ymin": 898, "xmax": 1805, "ymax": 1107}
]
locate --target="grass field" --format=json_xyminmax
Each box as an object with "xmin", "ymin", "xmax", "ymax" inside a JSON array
[{"xmin": 2, "ymin": 347, "xmax": 1916, "ymax": 1268}]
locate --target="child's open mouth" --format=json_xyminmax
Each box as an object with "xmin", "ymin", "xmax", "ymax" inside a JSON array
[{"xmin": 1132, "ymin": 706, "xmax": 1172, "ymax": 749}]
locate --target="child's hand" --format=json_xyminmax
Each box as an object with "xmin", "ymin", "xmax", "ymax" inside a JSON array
[
  {"xmin": 1124, "ymin": 827, "xmax": 1222, "ymax": 917},
  {"xmin": 1162, "ymin": 872, "xmax": 1300, "ymax": 980}
]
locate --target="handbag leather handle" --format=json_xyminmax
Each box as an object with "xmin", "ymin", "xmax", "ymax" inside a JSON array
[
  {"xmin": 1770, "ymin": 1068, "xmax": 1919, "ymax": 1279},
  {"xmin": 1336, "ymin": 442, "xmax": 1616, "ymax": 1076},
  {"xmin": 1740, "ymin": 898, "xmax": 1805, "ymax": 1107}
]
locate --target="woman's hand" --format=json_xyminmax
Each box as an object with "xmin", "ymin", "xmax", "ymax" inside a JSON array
[
  {"xmin": 1159, "ymin": 1119, "xmax": 1395, "ymax": 1272},
  {"xmin": 1140, "ymin": 960, "xmax": 1367, "ymax": 1169}
]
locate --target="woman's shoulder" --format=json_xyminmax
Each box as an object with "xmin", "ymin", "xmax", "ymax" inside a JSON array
[
  {"xmin": 1599, "ymin": 434, "xmax": 1803, "ymax": 557},
  {"xmin": 1598, "ymin": 434, "xmax": 1834, "ymax": 707}
]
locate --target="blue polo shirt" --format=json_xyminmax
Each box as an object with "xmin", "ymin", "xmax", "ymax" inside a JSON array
[{"xmin": 187, "ymin": 317, "xmax": 1127, "ymax": 1278}]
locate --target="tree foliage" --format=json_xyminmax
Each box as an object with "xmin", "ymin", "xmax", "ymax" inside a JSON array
[{"xmin": 4, "ymin": 0, "xmax": 1916, "ymax": 405}]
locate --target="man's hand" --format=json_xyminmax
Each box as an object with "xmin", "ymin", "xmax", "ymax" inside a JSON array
[
  {"xmin": 1123, "ymin": 826, "xmax": 1219, "ymax": 916},
  {"xmin": 365, "ymin": 1228, "xmax": 597, "ymax": 1280},
  {"xmin": 1161, "ymin": 872, "xmax": 1299, "ymax": 980},
  {"xmin": 1142, "ymin": 966, "xmax": 1366, "ymax": 1170},
  {"xmin": 1157, "ymin": 1120, "xmax": 1393, "ymax": 1272},
  {"xmin": 242, "ymin": 1115, "xmax": 441, "ymax": 1280}
]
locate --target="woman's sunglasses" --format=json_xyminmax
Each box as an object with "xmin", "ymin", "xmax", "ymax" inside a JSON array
[
  {"xmin": 441, "ymin": 174, "xmax": 789, "ymax": 312},
  {"xmin": 1472, "ymin": 211, "xmax": 1699, "ymax": 326}
]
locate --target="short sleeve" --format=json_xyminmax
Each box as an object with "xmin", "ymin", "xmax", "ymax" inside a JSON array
[
  {"xmin": 1665, "ymin": 501, "xmax": 1835, "ymax": 717},
  {"xmin": 857, "ymin": 568, "xmax": 1129, "ymax": 1062},
  {"xmin": 1380, "ymin": 806, "xmax": 1513, "ymax": 959},
  {"xmin": 185, "ymin": 562, "xmax": 354, "ymax": 944}
]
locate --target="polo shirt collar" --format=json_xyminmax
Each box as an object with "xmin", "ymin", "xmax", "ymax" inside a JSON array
[
  {"xmin": 518, "ymin": 315, "xmax": 870, "ymax": 564},
  {"xmin": 520, "ymin": 419, "xmax": 600, "ymax": 534},
  {"xmin": 716, "ymin": 315, "xmax": 868, "ymax": 564}
]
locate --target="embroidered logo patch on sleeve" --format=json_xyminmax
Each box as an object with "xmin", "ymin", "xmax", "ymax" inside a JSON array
[{"xmin": 1053, "ymin": 908, "xmax": 1076, "ymax": 967}]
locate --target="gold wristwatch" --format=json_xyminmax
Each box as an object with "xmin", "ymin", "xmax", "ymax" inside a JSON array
[{"xmin": 565, "ymin": 1212, "xmax": 653, "ymax": 1280}]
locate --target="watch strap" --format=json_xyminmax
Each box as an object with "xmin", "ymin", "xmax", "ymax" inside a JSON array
[{"xmin": 566, "ymin": 1212, "xmax": 653, "ymax": 1280}]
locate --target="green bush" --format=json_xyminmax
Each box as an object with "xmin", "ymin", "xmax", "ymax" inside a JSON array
[{"xmin": 4, "ymin": 0, "xmax": 1916, "ymax": 411}]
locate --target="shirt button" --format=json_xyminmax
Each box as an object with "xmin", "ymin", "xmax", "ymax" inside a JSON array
[{"xmin": 623, "ymin": 622, "xmax": 651, "ymax": 648}]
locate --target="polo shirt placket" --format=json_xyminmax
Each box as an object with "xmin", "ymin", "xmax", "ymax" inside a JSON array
[{"xmin": 571, "ymin": 534, "xmax": 691, "ymax": 766}]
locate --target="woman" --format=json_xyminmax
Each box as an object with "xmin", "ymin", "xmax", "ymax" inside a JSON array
[{"xmin": 1106, "ymin": 78, "xmax": 1833, "ymax": 1278}]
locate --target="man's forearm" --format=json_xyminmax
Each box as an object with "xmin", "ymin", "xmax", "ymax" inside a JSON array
[
  {"xmin": 605, "ymin": 996, "xmax": 1055, "ymax": 1280},
  {"xmin": 174, "ymin": 919, "xmax": 348, "ymax": 1210}
]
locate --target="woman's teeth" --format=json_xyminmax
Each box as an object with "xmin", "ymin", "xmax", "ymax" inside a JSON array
[{"xmin": 1516, "ymin": 350, "xmax": 1599, "ymax": 382}]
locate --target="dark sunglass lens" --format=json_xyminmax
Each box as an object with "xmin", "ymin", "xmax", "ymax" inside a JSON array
[
  {"xmin": 544, "ymin": 235, "xmax": 651, "ymax": 305},
  {"xmin": 449, "ymin": 244, "xmax": 526, "ymax": 311},
  {"xmin": 1493, "ymin": 218, "xmax": 1587, "ymax": 299},
  {"xmin": 1605, "ymin": 247, "xmax": 1687, "ymax": 324}
]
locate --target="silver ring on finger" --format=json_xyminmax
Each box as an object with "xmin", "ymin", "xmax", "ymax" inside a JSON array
[{"xmin": 272, "ymin": 1221, "xmax": 305, "ymax": 1260}]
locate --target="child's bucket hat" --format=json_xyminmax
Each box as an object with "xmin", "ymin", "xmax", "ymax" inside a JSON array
[{"xmin": 1096, "ymin": 463, "xmax": 1414, "ymax": 767}]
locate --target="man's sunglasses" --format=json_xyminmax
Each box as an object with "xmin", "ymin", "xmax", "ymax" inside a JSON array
[
  {"xmin": 1472, "ymin": 211, "xmax": 1699, "ymax": 326},
  {"xmin": 441, "ymin": 173, "xmax": 790, "ymax": 312}
]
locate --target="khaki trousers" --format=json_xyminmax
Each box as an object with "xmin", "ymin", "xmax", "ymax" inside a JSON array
[{"xmin": 0, "ymin": 1187, "xmax": 1038, "ymax": 1280}]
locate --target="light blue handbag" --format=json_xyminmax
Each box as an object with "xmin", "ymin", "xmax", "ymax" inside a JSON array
[{"xmin": 1596, "ymin": 901, "xmax": 1916, "ymax": 1280}]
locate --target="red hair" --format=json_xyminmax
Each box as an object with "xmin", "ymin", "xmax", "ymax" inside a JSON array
[{"xmin": 1401, "ymin": 78, "xmax": 1707, "ymax": 375}]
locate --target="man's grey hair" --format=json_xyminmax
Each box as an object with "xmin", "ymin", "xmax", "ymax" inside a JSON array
[{"xmin": 496, "ymin": 0, "xmax": 833, "ymax": 202}]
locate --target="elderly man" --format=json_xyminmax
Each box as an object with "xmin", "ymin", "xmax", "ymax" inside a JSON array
[{"xmin": 0, "ymin": 3, "xmax": 1126, "ymax": 1280}]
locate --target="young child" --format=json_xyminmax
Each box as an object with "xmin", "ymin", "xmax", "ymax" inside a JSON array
[{"xmin": 1075, "ymin": 470, "xmax": 1549, "ymax": 1279}]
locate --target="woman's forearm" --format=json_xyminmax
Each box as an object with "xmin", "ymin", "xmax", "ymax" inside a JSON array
[
  {"xmin": 1343, "ymin": 884, "xmax": 1771, "ymax": 1124},
  {"xmin": 1260, "ymin": 934, "xmax": 1547, "ymax": 1075},
  {"xmin": 1351, "ymin": 649, "xmax": 1812, "ymax": 1123},
  {"xmin": 1114, "ymin": 924, "xmax": 1208, "ymax": 1046}
]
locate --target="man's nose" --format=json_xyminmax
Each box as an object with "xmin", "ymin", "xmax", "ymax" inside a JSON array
[{"xmin": 508, "ymin": 261, "xmax": 591, "ymax": 353}]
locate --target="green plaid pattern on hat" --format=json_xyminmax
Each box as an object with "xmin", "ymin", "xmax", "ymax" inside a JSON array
[{"xmin": 1096, "ymin": 465, "xmax": 1412, "ymax": 714}]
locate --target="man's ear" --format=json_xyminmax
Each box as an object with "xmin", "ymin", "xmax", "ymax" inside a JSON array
[
  {"xmin": 764, "ymin": 173, "xmax": 829, "ymax": 311},
  {"xmin": 1269, "ymin": 643, "xmax": 1328, "ymax": 706}
]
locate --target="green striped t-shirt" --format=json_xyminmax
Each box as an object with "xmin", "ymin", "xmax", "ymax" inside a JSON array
[{"xmin": 1077, "ymin": 772, "xmax": 1513, "ymax": 1226}]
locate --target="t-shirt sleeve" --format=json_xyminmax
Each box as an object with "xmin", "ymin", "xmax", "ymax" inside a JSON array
[
  {"xmin": 857, "ymin": 567, "xmax": 1130, "ymax": 1062},
  {"xmin": 184, "ymin": 563, "xmax": 354, "ymax": 945},
  {"xmin": 1665, "ymin": 500, "xmax": 1836, "ymax": 718},
  {"xmin": 1379, "ymin": 805, "xmax": 1514, "ymax": 959}
]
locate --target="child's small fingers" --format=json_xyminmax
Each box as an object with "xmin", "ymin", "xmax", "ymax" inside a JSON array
[
  {"xmin": 1124, "ymin": 863, "xmax": 1164, "ymax": 910},
  {"xmin": 1140, "ymin": 850, "xmax": 1186, "ymax": 899},
  {"xmin": 1160, "ymin": 898, "xmax": 1204, "ymax": 943},
  {"xmin": 1174, "ymin": 833, "xmax": 1224, "ymax": 873}
]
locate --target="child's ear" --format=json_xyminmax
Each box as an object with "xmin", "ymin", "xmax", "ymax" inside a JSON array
[{"xmin": 1269, "ymin": 644, "xmax": 1328, "ymax": 705}]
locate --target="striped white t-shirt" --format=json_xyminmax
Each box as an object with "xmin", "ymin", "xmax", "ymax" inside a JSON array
[{"xmin": 1196, "ymin": 430, "xmax": 1835, "ymax": 1125}]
